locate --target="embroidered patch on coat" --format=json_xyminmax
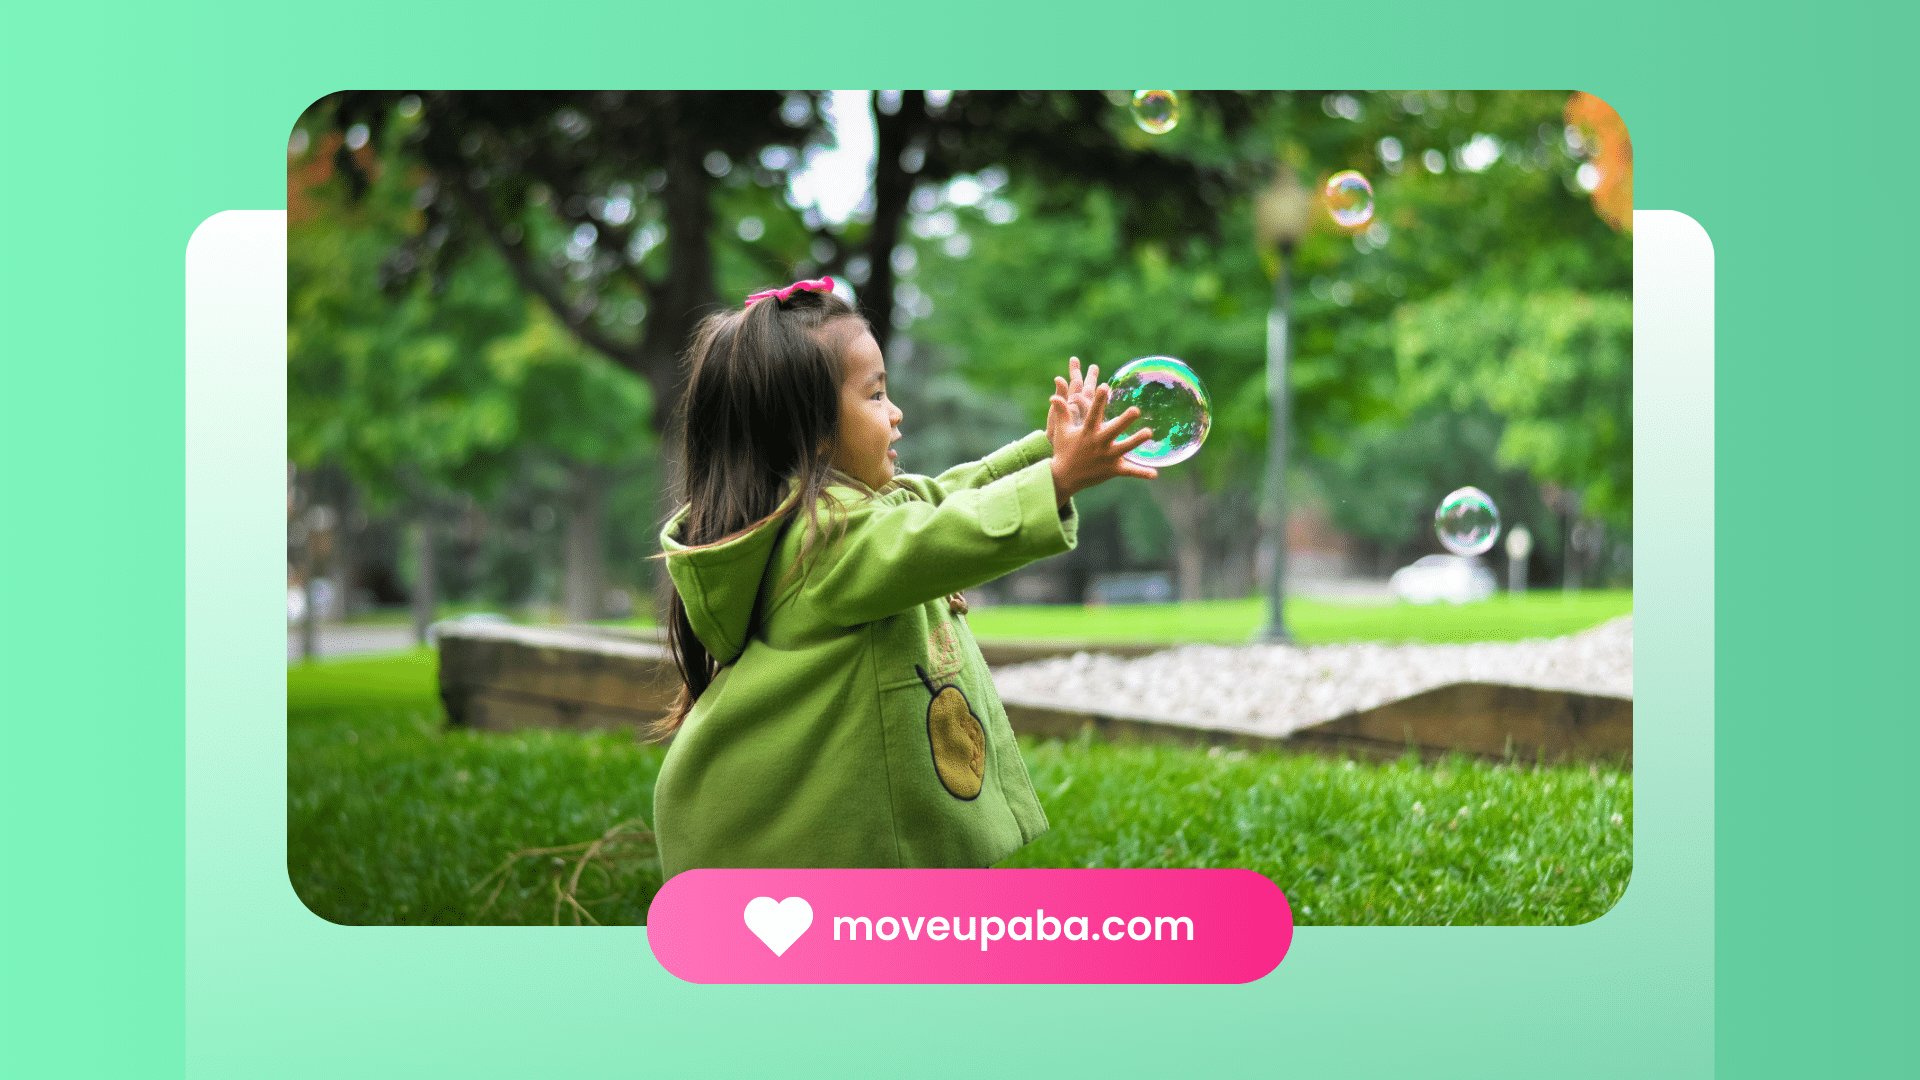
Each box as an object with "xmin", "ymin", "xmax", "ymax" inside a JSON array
[
  {"xmin": 916, "ymin": 665, "xmax": 985, "ymax": 800},
  {"xmin": 926, "ymin": 620, "xmax": 964, "ymax": 682}
]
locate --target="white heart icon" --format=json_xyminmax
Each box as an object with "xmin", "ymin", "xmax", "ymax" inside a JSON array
[{"xmin": 743, "ymin": 896, "xmax": 813, "ymax": 957}]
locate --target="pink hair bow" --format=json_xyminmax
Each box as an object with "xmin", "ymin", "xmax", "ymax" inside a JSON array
[{"xmin": 745, "ymin": 278, "xmax": 834, "ymax": 305}]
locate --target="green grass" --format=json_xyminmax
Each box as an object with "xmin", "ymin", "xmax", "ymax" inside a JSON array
[
  {"xmin": 349, "ymin": 592, "xmax": 1632, "ymax": 645},
  {"xmin": 1005, "ymin": 736, "xmax": 1630, "ymax": 925},
  {"xmin": 289, "ymin": 651, "xmax": 665, "ymax": 926},
  {"xmin": 964, "ymin": 590, "xmax": 1632, "ymax": 645},
  {"xmin": 290, "ymin": 650, "xmax": 1630, "ymax": 926}
]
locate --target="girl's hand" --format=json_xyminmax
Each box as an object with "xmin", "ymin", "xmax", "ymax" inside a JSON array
[
  {"xmin": 1047, "ymin": 381, "xmax": 1158, "ymax": 507},
  {"xmin": 1047, "ymin": 356, "xmax": 1098, "ymax": 441}
]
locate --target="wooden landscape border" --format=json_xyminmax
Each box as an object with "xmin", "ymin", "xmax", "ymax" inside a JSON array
[{"xmin": 435, "ymin": 623, "xmax": 1631, "ymax": 767}]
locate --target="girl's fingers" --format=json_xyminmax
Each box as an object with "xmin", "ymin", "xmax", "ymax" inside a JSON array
[
  {"xmin": 1121, "ymin": 462, "xmax": 1160, "ymax": 481},
  {"xmin": 1084, "ymin": 384, "xmax": 1112, "ymax": 428},
  {"xmin": 1085, "ymin": 364, "xmax": 1099, "ymax": 389},
  {"xmin": 1098, "ymin": 406, "xmax": 1143, "ymax": 438},
  {"xmin": 1068, "ymin": 356, "xmax": 1082, "ymax": 386},
  {"xmin": 1117, "ymin": 426, "xmax": 1155, "ymax": 450},
  {"xmin": 1055, "ymin": 376, "xmax": 1070, "ymax": 397}
]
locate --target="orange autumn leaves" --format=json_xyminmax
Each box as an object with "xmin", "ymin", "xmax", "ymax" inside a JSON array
[{"xmin": 1566, "ymin": 92, "xmax": 1632, "ymax": 233}]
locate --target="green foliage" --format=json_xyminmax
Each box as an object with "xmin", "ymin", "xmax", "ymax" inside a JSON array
[
  {"xmin": 1007, "ymin": 737, "xmax": 1631, "ymax": 925},
  {"xmin": 483, "ymin": 307, "xmax": 653, "ymax": 465},
  {"xmin": 287, "ymin": 157, "xmax": 526, "ymax": 505},
  {"xmin": 922, "ymin": 187, "xmax": 1269, "ymax": 489},
  {"xmin": 1314, "ymin": 404, "xmax": 1565, "ymax": 552},
  {"xmin": 290, "ymin": 101, "xmax": 656, "ymax": 509},
  {"xmin": 963, "ymin": 590, "xmax": 1632, "ymax": 644},
  {"xmin": 1395, "ymin": 291, "xmax": 1633, "ymax": 523},
  {"xmin": 908, "ymin": 90, "xmax": 1632, "ymax": 567}
]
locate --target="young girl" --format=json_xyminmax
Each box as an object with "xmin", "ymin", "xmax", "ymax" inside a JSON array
[{"xmin": 650, "ymin": 279, "xmax": 1155, "ymax": 875}]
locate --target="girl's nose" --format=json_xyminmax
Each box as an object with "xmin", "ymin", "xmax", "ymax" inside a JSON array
[{"xmin": 889, "ymin": 401, "xmax": 904, "ymax": 424}]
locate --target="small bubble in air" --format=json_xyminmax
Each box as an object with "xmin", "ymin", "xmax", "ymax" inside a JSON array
[
  {"xmin": 1130, "ymin": 90, "xmax": 1179, "ymax": 135},
  {"xmin": 1324, "ymin": 170, "xmax": 1374, "ymax": 228},
  {"xmin": 1434, "ymin": 486, "xmax": 1501, "ymax": 555}
]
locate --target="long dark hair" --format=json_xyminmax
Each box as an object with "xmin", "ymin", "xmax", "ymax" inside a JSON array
[{"xmin": 649, "ymin": 286, "xmax": 869, "ymax": 740}]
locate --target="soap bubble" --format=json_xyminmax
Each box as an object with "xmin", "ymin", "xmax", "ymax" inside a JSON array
[
  {"xmin": 1131, "ymin": 91, "xmax": 1180, "ymax": 135},
  {"xmin": 1107, "ymin": 356, "xmax": 1211, "ymax": 467},
  {"xmin": 1324, "ymin": 170, "xmax": 1375, "ymax": 228},
  {"xmin": 1434, "ymin": 487, "xmax": 1501, "ymax": 556}
]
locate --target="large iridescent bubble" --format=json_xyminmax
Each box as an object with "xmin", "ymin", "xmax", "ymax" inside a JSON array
[
  {"xmin": 1131, "ymin": 91, "xmax": 1180, "ymax": 135},
  {"xmin": 1324, "ymin": 170, "xmax": 1375, "ymax": 228},
  {"xmin": 1435, "ymin": 487, "xmax": 1501, "ymax": 556},
  {"xmin": 1107, "ymin": 355, "xmax": 1211, "ymax": 467}
]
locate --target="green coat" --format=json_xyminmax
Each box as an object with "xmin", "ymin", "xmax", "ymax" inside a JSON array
[{"xmin": 653, "ymin": 431, "xmax": 1076, "ymax": 875}]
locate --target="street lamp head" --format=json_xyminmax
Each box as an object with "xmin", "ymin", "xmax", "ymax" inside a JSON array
[{"xmin": 1255, "ymin": 166, "xmax": 1314, "ymax": 253}]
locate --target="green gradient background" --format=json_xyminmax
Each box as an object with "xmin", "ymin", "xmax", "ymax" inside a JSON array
[{"xmin": 4, "ymin": 1, "xmax": 1903, "ymax": 1076}]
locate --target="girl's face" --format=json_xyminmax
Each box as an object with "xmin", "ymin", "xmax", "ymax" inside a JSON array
[{"xmin": 828, "ymin": 326, "xmax": 902, "ymax": 491}]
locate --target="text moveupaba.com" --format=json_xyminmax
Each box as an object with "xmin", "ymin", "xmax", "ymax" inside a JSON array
[{"xmin": 831, "ymin": 911, "xmax": 1195, "ymax": 951}]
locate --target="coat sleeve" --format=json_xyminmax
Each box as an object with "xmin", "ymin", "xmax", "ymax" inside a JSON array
[
  {"xmin": 906, "ymin": 430, "xmax": 1056, "ymax": 505},
  {"xmin": 801, "ymin": 456, "xmax": 1077, "ymax": 627}
]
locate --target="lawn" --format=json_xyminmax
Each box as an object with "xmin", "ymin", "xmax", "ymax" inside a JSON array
[
  {"xmin": 289, "ymin": 651, "xmax": 667, "ymax": 926},
  {"xmin": 388, "ymin": 590, "xmax": 1634, "ymax": 646},
  {"xmin": 963, "ymin": 590, "xmax": 1633, "ymax": 645},
  {"xmin": 290, "ymin": 650, "xmax": 1630, "ymax": 926},
  {"xmin": 1005, "ymin": 736, "xmax": 1629, "ymax": 925}
]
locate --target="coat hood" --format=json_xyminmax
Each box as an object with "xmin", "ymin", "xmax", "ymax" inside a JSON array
[
  {"xmin": 659, "ymin": 503, "xmax": 795, "ymax": 668},
  {"xmin": 659, "ymin": 481, "xmax": 863, "ymax": 666}
]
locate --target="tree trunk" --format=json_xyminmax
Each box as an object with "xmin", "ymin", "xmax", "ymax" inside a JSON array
[
  {"xmin": 333, "ymin": 478, "xmax": 361, "ymax": 620},
  {"xmin": 636, "ymin": 111, "xmax": 724, "ymax": 610},
  {"xmin": 562, "ymin": 463, "xmax": 607, "ymax": 624},
  {"xmin": 410, "ymin": 511, "xmax": 437, "ymax": 646},
  {"xmin": 1201, "ymin": 476, "xmax": 1261, "ymax": 600},
  {"xmin": 299, "ymin": 522, "xmax": 320, "ymax": 662},
  {"xmin": 1151, "ymin": 471, "xmax": 1208, "ymax": 602},
  {"xmin": 864, "ymin": 91, "xmax": 924, "ymax": 354},
  {"xmin": 640, "ymin": 106, "xmax": 719, "ymax": 447}
]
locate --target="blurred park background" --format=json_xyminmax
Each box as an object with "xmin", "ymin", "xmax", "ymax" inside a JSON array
[
  {"xmin": 287, "ymin": 90, "xmax": 1633, "ymax": 925},
  {"xmin": 287, "ymin": 89, "xmax": 1631, "ymax": 658}
]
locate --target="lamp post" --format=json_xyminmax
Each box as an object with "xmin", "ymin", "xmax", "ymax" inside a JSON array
[{"xmin": 1253, "ymin": 165, "xmax": 1314, "ymax": 644}]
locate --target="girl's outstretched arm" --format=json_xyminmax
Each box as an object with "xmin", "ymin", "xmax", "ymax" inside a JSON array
[
  {"xmin": 920, "ymin": 430, "xmax": 1057, "ymax": 498},
  {"xmin": 907, "ymin": 355, "xmax": 1101, "ymax": 499},
  {"xmin": 801, "ymin": 460, "xmax": 1075, "ymax": 626}
]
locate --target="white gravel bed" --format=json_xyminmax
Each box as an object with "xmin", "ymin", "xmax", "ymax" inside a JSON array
[{"xmin": 989, "ymin": 615, "xmax": 1633, "ymax": 739}]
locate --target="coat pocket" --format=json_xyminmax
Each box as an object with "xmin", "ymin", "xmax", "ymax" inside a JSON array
[{"xmin": 916, "ymin": 664, "xmax": 985, "ymax": 800}]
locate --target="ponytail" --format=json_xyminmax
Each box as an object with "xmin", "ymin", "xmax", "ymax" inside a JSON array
[{"xmin": 646, "ymin": 285, "xmax": 869, "ymax": 741}]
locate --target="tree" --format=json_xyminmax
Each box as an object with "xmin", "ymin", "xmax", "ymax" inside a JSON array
[
  {"xmin": 289, "ymin": 106, "xmax": 655, "ymax": 635},
  {"xmin": 319, "ymin": 90, "xmax": 1250, "ymax": 428},
  {"xmin": 482, "ymin": 309, "xmax": 652, "ymax": 621},
  {"xmin": 321, "ymin": 91, "xmax": 829, "ymax": 447},
  {"xmin": 289, "ymin": 120, "xmax": 525, "ymax": 640},
  {"xmin": 1394, "ymin": 291, "xmax": 1633, "ymax": 525},
  {"xmin": 909, "ymin": 90, "xmax": 1633, "ymax": 594}
]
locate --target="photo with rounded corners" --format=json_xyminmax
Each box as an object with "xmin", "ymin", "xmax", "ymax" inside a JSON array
[{"xmin": 285, "ymin": 88, "xmax": 1632, "ymax": 928}]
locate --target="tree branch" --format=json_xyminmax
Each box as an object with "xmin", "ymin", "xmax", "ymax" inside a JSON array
[{"xmin": 447, "ymin": 174, "xmax": 646, "ymax": 372}]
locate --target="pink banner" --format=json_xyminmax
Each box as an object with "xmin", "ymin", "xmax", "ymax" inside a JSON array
[{"xmin": 647, "ymin": 868, "xmax": 1293, "ymax": 984}]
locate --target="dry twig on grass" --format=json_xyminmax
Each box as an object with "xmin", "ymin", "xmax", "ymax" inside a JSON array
[{"xmin": 470, "ymin": 818, "xmax": 658, "ymax": 925}]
